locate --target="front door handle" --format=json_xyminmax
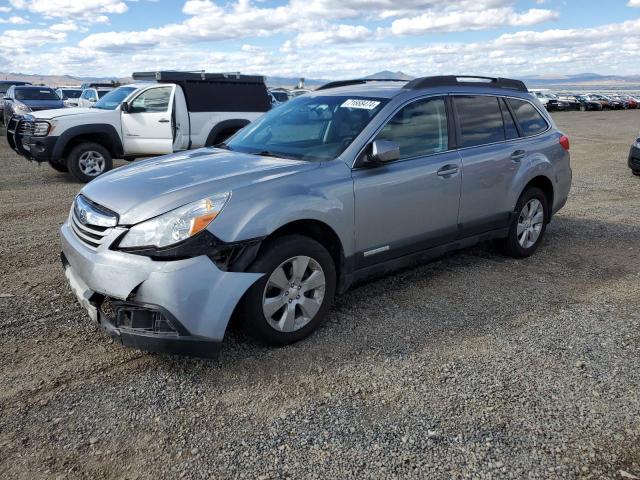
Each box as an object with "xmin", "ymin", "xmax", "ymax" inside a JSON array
[
  {"xmin": 437, "ymin": 164, "xmax": 459, "ymax": 177},
  {"xmin": 511, "ymin": 150, "xmax": 527, "ymax": 161},
  {"xmin": 158, "ymin": 118, "xmax": 170, "ymax": 123}
]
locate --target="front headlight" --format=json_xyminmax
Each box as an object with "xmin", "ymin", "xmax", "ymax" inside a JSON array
[
  {"xmin": 32, "ymin": 120, "xmax": 51, "ymax": 137},
  {"xmin": 119, "ymin": 193, "xmax": 231, "ymax": 249},
  {"xmin": 14, "ymin": 102, "xmax": 31, "ymax": 113}
]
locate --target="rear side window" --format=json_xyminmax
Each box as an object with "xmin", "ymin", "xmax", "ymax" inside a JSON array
[
  {"xmin": 508, "ymin": 98, "xmax": 548, "ymax": 136},
  {"xmin": 500, "ymin": 98, "xmax": 519, "ymax": 140},
  {"xmin": 375, "ymin": 97, "xmax": 448, "ymax": 160},
  {"xmin": 454, "ymin": 96, "xmax": 505, "ymax": 148}
]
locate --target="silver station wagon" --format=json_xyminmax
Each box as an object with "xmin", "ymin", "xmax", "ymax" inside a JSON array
[{"xmin": 60, "ymin": 75, "xmax": 572, "ymax": 356}]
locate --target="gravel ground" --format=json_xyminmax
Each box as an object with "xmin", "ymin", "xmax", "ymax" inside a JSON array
[{"xmin": 0, "ymin": 111, "xmax": 639, "ymax": 479}]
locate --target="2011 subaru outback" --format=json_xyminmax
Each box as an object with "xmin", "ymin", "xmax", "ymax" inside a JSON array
[{"xmin": 60, "ymin": 75, "xmax": 572, "ymax": 356}]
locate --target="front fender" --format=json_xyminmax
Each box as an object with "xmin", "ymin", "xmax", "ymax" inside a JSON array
[
  {"xmin": 210, "ymin": 160, "xmax": 356, "ymax": 257},
  {"xmin": 52, "ymin": 124, "xmax": 123, "ymax": 161}
]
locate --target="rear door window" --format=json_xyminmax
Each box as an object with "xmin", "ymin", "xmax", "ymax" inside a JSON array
[
  {"xmin": 454, "ymin": 96, "xmax": 505, "ymax": 148},
  {"xmin": 507, "ymin": 98, "xmax": 548, "ymax": 136}
]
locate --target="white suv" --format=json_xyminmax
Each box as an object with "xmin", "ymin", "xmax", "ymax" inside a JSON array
[{"xmin": 77, "ymin": 87, "xmax": 114, "ymax": 108}]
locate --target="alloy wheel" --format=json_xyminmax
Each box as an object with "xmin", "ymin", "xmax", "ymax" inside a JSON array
[
  {"xmin": 517, "ymin": 199, "xmax": 544, "ymax": 249},
  {"xmin": 262, "ymin": 255, "xmax": 326, "ymax": 333},
  {"xmin": 78, "ymin": 151, "xmax": 106, "ymax": 177}
]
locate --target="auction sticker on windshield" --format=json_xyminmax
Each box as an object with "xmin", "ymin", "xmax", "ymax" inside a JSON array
[{"xmin": 341, "ymin": 99, "xmax": 381, "ymax": 110}]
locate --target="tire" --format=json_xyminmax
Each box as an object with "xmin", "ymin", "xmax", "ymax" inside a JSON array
[
  {"xmin": 239, "ymin": 235, "xmax": 336, "ymax": 345},
  {"xmin": 499, "ymin": 187, "xmax": 549, "ymax": 258},
  {"xmin": 67, "ymin": 142, "xmax": 113, "ymax": 183},
  {"xmin": 47, "ymin": 159, "xmax": 68, "ymax": 173},
  {"xmin": 633, "ymin": 170, "xmax": 640, "ymax": 177}
]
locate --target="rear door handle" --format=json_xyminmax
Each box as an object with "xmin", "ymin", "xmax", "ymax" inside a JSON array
[
  {"xmin": 511, "ymin": 150, "xmax": 527, "ymax": 161},
  {"xmin": 158, "ymin": 119, "xmax": 170, "ymax": 123},
  {"xmin": 437, "ymin": 164, "xmax": 459, "ymax": 177}
]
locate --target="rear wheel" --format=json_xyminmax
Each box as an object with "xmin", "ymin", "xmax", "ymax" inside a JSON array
[
  {"xmin": 47, "ymin": 159, "xmax": 68, "ymax": 173},
  {"xmin": 499, "ymin": 187, "xmax": 548, "ymax": 258},
  {"xmin": 67, "ymin": 142, "xmax": 113, "ymax": 183},
  {"xmin": 239, "ymin": 235, "xmax": 336, "ymax": 345}
]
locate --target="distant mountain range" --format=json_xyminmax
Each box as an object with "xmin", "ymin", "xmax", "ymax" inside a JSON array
[{"xmin": 3, "ymin": 70, "xmax": 640, "ymax": 90}]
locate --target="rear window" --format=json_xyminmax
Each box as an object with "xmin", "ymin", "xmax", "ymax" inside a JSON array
[
  {"xmin": 508, "ymin": 98, "xmax": 548, "ymax": 137},
  {"xmin": 454, "ymin": 96, "xmax": 505, "ymax": 148},
  {"xmin": 15, "ymin": 88, "xmax": 59, "ymax": 101}
]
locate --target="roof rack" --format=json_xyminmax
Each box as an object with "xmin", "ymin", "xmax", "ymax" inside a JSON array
[
  {"xmin": 316, "ymin": 78, "xmax": 406, "ymax": 91},
  {"xmin": 132, "ymin": 71, "xmax": 265, "ymax": 84},
  {"xmin": 403, "ymin": 76, "xmax": 527, "ymax": 92}
]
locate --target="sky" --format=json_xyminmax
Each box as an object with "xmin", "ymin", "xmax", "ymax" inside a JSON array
[{"xmin": 0, "ymin": 0, "xmax": 639, "ymax": 80}]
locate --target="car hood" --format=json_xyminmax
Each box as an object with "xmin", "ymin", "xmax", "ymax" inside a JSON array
[
  {"xmin": 81, "ymin": 148, "xmax": 320, "ymax": 225},
  {"xmin": 31, "ymin": 107, "xmax": 110, "ymax": 119},
  {"xmin": 21, "ymin": 99, "xmax": 64, "ymax": 111}
]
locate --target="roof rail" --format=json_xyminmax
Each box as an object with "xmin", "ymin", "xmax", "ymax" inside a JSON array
[
  {"xmin": 316, "ymin": 78, "xmax": 407, "ymax": 91},
  {"xmin": 403, "ymin": 76, "xmax": 528, "ymax": 92}
]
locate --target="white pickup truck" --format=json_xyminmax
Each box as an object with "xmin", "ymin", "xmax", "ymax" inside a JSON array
[{"xmin": 7, "ymin": 71, "xmax": 271, "ymax": 182}]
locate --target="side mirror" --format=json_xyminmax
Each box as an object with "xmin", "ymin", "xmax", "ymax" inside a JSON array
[
  {"xmin": 120, "ymin": 101, "xmax": 130, "ymax": 113},
  {"xmin": 367, "ymin": 140, "xmax": 400, "ymax": 165}
]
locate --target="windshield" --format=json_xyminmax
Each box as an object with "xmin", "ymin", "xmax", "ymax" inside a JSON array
[
  {"xmin": 227, "ymin": 95, "xmax": 388, "ymax": 161},
  {"xmin": 60, "ymin": 89, "xmax": 82, "ymax": 99},
  {"xmin": 93, "ymin": 86, "xmax": 136, "ymax": 110},
  {"xmin": 15, "ymin": 88, "xmax": 59, "ymax": 101}
]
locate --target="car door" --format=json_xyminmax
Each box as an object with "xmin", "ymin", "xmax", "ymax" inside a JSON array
[
  {"xmin": 454, "ymin": 95, "xmax": 523, "ymax": 236},
  {"xmin": 121, "ymin": 85, "xmax": 175, "ymax": 155},
  {"xmin": 352, "ymin": 96, "xmax": 462, "ymax": 268}
]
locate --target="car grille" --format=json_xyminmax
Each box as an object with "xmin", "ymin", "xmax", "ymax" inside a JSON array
[
  {"xmin": 18, "ymin": 121, "xmax": 34, "ymax": 136},
  {"xmin": 69, "ymin": 196, "xmax": 118, "ymax": 250}
]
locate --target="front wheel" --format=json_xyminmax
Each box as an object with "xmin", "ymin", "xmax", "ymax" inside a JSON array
[
  {"xmin": 239, "ymin": 235, "xmax": 336, "ymax": 345},
  {"xmin": 499, "ymin": 187, "xmax": 548, "ymax": 258},
  {"xmin": 67, "ymin": 142, "xmax": 113, "ymax": 183}
]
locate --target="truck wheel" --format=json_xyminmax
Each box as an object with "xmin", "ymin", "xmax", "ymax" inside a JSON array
[
  {"xmin": 67, "ymin": 142, "xmax": 112, "ymax": 183},
  {"xmin": 633, "ymin": 170, "xmax": 640, "ymax": 177},
  {"xmin": 498, "ymin": 187, "xmax": 548, "ymax": 258},
  {"xmin": 239, "ymin": 235, "xmax": 336, "ymax": 346},
  {"xmin": 47, "ymin": 159, "xmax": 68, "ymax": 173}
]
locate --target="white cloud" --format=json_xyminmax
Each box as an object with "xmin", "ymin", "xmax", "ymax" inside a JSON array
[
  {"xmin": 0, "ymin": 6, "xmax": 12, "ymax": 13},
  {"xmin": 628, "ymin": 0, "xmax": 640, "ymax": 7},
  {"xmin": 0, "ymin": 15, "xmax": 29, "ymax": 24},
  {"xmin": 9, "ymin": 0, "xmax": 127, "ymax": 22},
  {"xmin": 391, "ymin": 8, "xmax": 557, "ymax": 35}
]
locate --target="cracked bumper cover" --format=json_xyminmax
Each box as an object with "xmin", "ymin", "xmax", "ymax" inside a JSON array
[{"xmin": 60, "ymin": 223, "xmax": 263, "ymax": 356}]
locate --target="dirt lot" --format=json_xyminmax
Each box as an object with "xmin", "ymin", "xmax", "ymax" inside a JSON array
[{"xmin": 0, "ymin": 111, "xmax": 639, "ymax": 479}]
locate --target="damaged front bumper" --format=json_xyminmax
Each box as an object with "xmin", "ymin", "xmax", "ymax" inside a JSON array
[{"xmin": 60, "ymin": 222, "xmax": 263, "ymax": 357}]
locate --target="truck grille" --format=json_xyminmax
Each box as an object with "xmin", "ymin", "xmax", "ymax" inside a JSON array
[
  {"xmin": 69, "ymin": 196, "xmax": 118, "ymax": 250},
  {"xmin": 18, "ymin": 121, "xmax": 34, "ymax": 136}
]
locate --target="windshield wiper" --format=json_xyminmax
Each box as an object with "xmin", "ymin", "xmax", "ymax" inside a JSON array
[
  {"xmin": 253, "ymin": 150, "xmax": 291, "ymax": 159},
  {"xmin": 214, "ymin": 142, "xmax": 231, "ymax": 150}
]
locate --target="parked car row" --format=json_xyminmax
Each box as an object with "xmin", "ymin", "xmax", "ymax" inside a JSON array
[{"xmin": 531, "ymin": 90, "xmax": 640, "ymax": 111}]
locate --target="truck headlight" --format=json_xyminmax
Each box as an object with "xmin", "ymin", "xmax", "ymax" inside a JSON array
[
  {"xmin": 119, "ymin": 193, "xmax": 231, "ymax": 249},
  {"xmin": 32, "ymin": 121, "xmax": 52, "ymax": 137}
]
